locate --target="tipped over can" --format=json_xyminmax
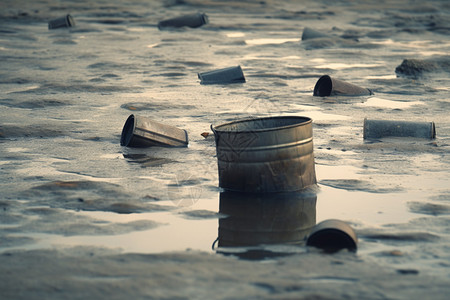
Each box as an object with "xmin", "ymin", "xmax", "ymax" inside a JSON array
[
  {"xmin": 313, "ymin": 75, "xmax": 373, "ymax": 97},
  {"xmin": 306, "ymin": 219, "xmax": 358, "ymax": 253},
  {"xmin": 198, "ymin": 65, "xmax": 246, "ymax": 85},
  {"xmin": 363, "ymin": 119, "xmax": 436, "ymax": 139},
  {"xmin": 120, "ymin": 114, "xmax": 188, "ymax": 148},
  {"xmin": 158, "ymin": 13, "xmax": 208, "ymax": 30},
  {"xmin": 301, "ymin": 27, "xmax": 331, "ymax": 40},
  {"xmin": 48, "ymin": 14, "xmax": 75, "ymax": 30}
]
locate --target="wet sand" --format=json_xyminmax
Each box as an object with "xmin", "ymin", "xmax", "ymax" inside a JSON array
[{"xmin": 1, "ymin": 0, "xmax": 450, "ymax": 299}]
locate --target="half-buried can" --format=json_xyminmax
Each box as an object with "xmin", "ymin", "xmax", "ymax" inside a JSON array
[{"xmin": 306, "ymin": 219, "xmax": 358, "ymax": 253}]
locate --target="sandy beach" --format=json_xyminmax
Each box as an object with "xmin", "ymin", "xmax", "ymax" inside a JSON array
[{"xmin": 1, "ymin": 0, "xmax": 450, "ymax": 299}]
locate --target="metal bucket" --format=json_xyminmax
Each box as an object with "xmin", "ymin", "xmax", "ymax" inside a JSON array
[
  {"xmin": 211, "ymin": 116, "xmax": 316, "ymax": 193},
  {"xmin": 313, "ymin": 75, "xmax": 373, "ymax": 97},
  {"xmin": 158, "ymin": 13, "xmax": 208, "ymax": 29},
  {"xmin": 363, "ymin": 118, "xmax": 436, "ymax": 139},
  {"xmin": 198, "ymin": 65, "xmax": 245, "ymax": 85},
  {"xmin": 218, "ymin": 190, "xmax": 317, "ymax": 247},
  {"xmin": 120, "ymin": 114, "xmax": 188, "ymax": 147},
  {"xmin": 48, "ymin": 14, "xmax": 75, "ymax": 30}
]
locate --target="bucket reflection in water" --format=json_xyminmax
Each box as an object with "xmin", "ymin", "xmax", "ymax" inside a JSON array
[{"xmin": 218, "ymin": 189, "xmax": 317, "ymax": 247}]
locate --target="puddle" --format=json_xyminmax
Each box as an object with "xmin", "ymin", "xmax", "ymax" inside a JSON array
[
  {"xmin": 34, "ymin": 211, "xmax": 218, "ymax": 253},
  {"xmin": 0, "ymin": 163, "xmax": 421, "ymax": 255}
]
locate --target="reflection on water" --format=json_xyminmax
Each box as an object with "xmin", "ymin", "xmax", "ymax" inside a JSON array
[
  {"xmin": 359, "ymin": 97, "xmax": 424, "ymax": 109},
  {"xmin": 245, "ymin": 38, "xmax": 301, "ymax": 45},
  {"xmin": 123, "ymin": 153, "xmax": 174, "ymax": 167},
  {"xmin": 225, "ymin": 32, "xmax": 245, "ymax": 38},
  {"xmin": 313, "ymin": 63, "xmax": 382, "ymax": 70},
  {"xmin": 216, "ymin": 189, "xmax": 317, "ymax": 259}
]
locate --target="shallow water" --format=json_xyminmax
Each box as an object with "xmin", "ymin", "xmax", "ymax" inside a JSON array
[{"xmin": 1, "ymin": 0, "xmax": 450, "ymax": 282}]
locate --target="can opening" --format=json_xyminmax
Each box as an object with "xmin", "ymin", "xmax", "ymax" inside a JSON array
[
  {"xmin": 120, "ymin": 115, "xmax": 135, "ymax": 146},
  {"xmin": 66, "ymin": 14, "xmax": 75, "ymax": 27},
  {"xmin": 307, "ymin": 229, "xmax": 357, "ymax": 253},
  {"xmin": 313, "ymin": 75, "xmax": 332, "ymax": 97}
]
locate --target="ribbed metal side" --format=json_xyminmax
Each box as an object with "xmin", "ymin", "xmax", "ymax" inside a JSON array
[{"xmin": 212, "ymin": 116, "xmax": 316, "ymax": 193}]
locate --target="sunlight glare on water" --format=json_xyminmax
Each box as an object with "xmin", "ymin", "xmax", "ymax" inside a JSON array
[
  {"xmin": 245, "ymin": 38, "xmax": 301, "ymax": 45},
  {"xmin": 359, "ymin": 97, "xmax": 425, "ymax": 109}
]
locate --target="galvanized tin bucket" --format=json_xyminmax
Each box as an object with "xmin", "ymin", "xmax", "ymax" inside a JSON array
[
  {"xmin": 218, "ymin": 190, "xmax": 317, "ymax": 247},
  {"xmin": 120, "ymin": 114, "xmax": 188, "ymax": 148},
  {"xmin": 211, "ymin": 116, "xmax": 316, "ymax": 193}
]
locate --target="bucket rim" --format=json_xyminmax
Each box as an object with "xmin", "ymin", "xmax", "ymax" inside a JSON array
[{"xmin": 212, "ymin": 116, "xmax": 312, "ymax": 133}]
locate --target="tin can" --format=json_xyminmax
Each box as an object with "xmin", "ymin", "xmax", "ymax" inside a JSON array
[
  {"xmin": 48, "ymin": 14, "xmax": 75, "ymax": 30},
  {"xmin": 313, "ymin": 75, "xmax": 373, "ymax": 96},
  {"xmin": 198, "ymin": 65, "xmax": 245, "ymax": 85},
  {"xmin": 120, "ymin": 114, "xmax": 188, "ymax": 147},
  {"xmin": 158, "ymin": 13, "xmax": 208, "ymax": 29},
  {"xmin": 363, "ymin": 119, "xmax": 436, "ymax": 139}
]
